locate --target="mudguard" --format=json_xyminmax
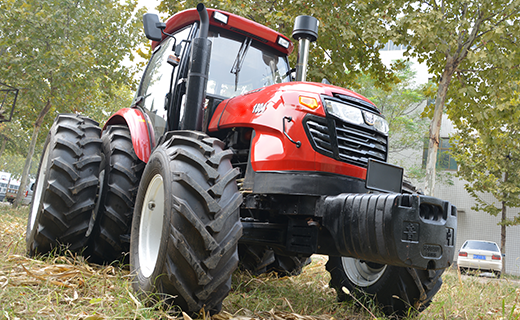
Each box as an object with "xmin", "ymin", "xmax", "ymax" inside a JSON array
[{"xmin": 103, "ymin": 108, "xmax": 153, "ymax": 163}]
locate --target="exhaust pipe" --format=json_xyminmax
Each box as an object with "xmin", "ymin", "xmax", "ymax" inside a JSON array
[
  {"xmin": 292, "ymin": 15, "xmax": 318, "ymax": 82},
  {"xmin": 180, "ymin": 3, "xmax": 212, "ymax": 131}
]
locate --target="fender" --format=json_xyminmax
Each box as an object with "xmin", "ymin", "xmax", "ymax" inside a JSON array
[{"xmin": 103, "ymin": 108, "xmax": 153, "ymax": 163}]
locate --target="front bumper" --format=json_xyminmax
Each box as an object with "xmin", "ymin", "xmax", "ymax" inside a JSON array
[{"xmin": 319, "ymin": 193, "xmax": 457, "ymax": 270}]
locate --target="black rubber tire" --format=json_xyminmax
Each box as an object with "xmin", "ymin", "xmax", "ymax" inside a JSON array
[
  {"xmin": 238, "ymin": 244, "xmax": 310, "ymax": 276},
  {"xmin": 269, "ymin": 253, "xmax": 311, "ymax": 276},
  {"xmin": 88, "ymin": 125, "xmax": 144, "ymax": 264},
  {"xmin": 130, "ymin": 131, "xmax": 242, "ymax": 314},
  {"xmin": 26, "ymin": 114, "xmax": 103, "ymax": 256},
  {"xmin": 238, "ymin": 244, "xmax": 275, "ymax": 274},
  {"xmin": 326, "ymin": 256, "xmax": 444, "ymax": 317}
]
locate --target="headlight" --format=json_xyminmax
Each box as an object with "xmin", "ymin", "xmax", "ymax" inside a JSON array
[
  {"xmin": 373, "ymin": 114, "xmax": 389, "ymax": 135},
  {"xmin": 365, "ymin": 110, "xmax": 389, "ymax": 135},
  {"xmin": 325, "ymin": 100, "xmax": 364, "ymax": 126},
  {"xmin": 324, "ymin": 100, "xmax": 389, "ymax": 135}
]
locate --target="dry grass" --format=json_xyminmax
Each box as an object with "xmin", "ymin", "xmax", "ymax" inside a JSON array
[{"xmin": 1, "ymin": 205, "xmax": 520, "ymax": 319}]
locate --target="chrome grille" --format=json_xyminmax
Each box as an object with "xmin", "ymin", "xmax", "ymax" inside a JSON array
[
  {"xmin": 306, "ymin": 119, "xmax": 333, "ymax": 155},
  {"xmin": 305, "ymin": 115, "xmax": 387, "ymax": 168},
  {"xmin": 336, "ymin": 122, "xmax": 387, "ymax": 167}
]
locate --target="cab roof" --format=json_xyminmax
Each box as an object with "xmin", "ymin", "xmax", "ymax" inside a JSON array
[{"xmin": 153, "ymin": 8, "xmax": 294, "ymax": 55}]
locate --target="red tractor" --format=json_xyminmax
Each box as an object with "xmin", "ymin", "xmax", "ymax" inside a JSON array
[{"xmin": 26, "ymin": 3, "xmax": 457, "ymax": 317}]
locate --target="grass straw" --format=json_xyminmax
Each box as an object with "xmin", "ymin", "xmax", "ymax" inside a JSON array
[{"xmin": 1, "ymin": 205, "xmax": 520, "ymax": 319}]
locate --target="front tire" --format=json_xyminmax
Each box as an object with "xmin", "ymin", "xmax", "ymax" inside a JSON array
[
  {"xmin": 326, "ymin": 257, "xmax": 443, "ymax": 316},
  {"xmin": 26, "ymin": 114, "xmax": 103, "ymax": 256},
  {"xmin": 130, "ymin": 131, "xmax": 242, "ymax": 314}
]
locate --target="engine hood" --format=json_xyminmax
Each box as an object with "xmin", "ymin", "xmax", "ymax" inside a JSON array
[{"xmin": 208, "ymin": 81, "xmax": 380, "ymax": 131}]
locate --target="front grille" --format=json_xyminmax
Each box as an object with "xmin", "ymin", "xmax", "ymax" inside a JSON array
[
  {"xmin": 304, "ymin": 115, "xmax": 387, "ymax": 168},
  {"xmin": 336, "ymin": 122, "xmax": 387, "ymax": 167},
  {"xmin": 306, "ymin": 118, "xmax": 334, "ymax": 156}
]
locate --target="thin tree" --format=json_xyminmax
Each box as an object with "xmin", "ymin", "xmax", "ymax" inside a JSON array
[
  {"xmin": 452, "ymin": 122, "xmax": 520, "ymax": 274},
  {"xmin": 389, "ymin": 0, "xmax": 520, "ymax": 195},
  {"xmin": 0, "ymin": 0, "xmax": 146, "ymax": 207}
]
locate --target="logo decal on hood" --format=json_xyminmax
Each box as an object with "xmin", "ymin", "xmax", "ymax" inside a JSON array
[{"xmin": 253, "ymin": 103, "xmax": 268, "ymax": 114}]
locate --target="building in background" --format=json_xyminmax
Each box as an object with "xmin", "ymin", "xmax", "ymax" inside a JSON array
[{"xmin": 0, "ymin": 171, "xmax": 11, "ymax": 201}]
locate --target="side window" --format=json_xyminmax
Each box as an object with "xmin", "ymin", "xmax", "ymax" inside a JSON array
[{"xmin": 138, "ymin": 26, "xmax": 192, "ymax": 143}]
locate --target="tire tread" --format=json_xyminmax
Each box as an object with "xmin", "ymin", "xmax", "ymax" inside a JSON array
[{"xmin": 26, "ymin": 115, "xmax": 102, "ymax": 256}]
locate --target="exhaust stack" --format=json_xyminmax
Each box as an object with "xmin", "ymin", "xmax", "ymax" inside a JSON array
[
  {"xmin": 180, "ymin": 3, "xmax": 212, "ymax": 131},
  {"xmin": 292, "ymin": 15, "xmax": 318, "ymax": 82}
]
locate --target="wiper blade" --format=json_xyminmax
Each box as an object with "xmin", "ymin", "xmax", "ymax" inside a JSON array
[{"xmin": 230, "ymin": 37, "xmax": 252, "ymax": 91}]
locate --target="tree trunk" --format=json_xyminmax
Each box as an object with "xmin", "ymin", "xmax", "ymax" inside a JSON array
[
  {"xmin": 0, "ymin": 135, "xmax": 6, "ymax": 159},
  {"xmin": 500, "ymin": 171, "xmax": 508, "ymax": 275},
  {"xmin": 501, "ymin": 200, "xmax": 506, "ymax": 275},
  {"xmin": 424, "ymin": 59, "xmax": 456, "ymax": 196},
  {"xmin": 13, "ymin": 100, "xmax": 51, "ymax": 208}
]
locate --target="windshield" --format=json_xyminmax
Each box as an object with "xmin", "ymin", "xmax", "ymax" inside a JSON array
[
  {"xmin": 207, "ymin": 27, "xmax": 291, "ymax": 98},
  {"xmin": 463, "ymin": 240, "xmax": 499, "ymax": 252}
]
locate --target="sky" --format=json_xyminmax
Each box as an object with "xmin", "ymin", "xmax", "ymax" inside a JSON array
[{"xmin": 137, "ymin": 0, "xmax": 161, "ymax": 14}]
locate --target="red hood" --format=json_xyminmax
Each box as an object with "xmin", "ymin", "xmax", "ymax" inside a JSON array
[{"xmin": 208, "ymin": 81, "xmax": 379, "ymax": 131}]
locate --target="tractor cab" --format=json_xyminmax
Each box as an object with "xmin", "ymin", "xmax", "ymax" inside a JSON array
[{"xmin": 138, "ymin": 7, "xmax": 293, "ymax": 147}]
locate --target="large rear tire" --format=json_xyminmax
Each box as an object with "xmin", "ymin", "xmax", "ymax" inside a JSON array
[
  {"xmin": 26, "ymin": 114, "xmax": 103, "ymax": 256},
  {"xmin": 130, "ymin": 131, "xmax": 242, "ymax": 314},
  {"xmin": 88, "ymin": 125, "xmax": 144, "ymax": 264},
  {"xmin": 326, "ymin": 257, "xmax": 443, "ymax": 316}
]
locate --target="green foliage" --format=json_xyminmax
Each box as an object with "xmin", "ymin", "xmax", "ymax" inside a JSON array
[
  {"xmin": 0, "ymin": 0, "xmax": 146, "ymax": 141},
  {"xmin": 0, "ymin": 0, "xmax": 147, "ymax": 203},
  {"xmin": 0, "ymin": 153, "xmax": 39, "ymax": 179},
  {"xmin": 388, "ymin": 0, "xmax": 520, "ymax": 195},
  {"xmin": 452, "ymin": 119, "xmax": 520, "ymax": 226},
  {"xmin": 446, "ymin": 11, "xmax": 520, "ymax": 225},
  {"xmin": 391, "ymin": 0, "xmax": 520, "ymax": 79},
  {"xmin": 354, "ymin": 61, "xmax": 429, "ymax": 155},
  {"xmin": 157, "ymin": 0, "xmax": 401, "ymax": 90},
  {"xmin": 0, "ymin": 121, "xmax": 32, "ymax": 157}
]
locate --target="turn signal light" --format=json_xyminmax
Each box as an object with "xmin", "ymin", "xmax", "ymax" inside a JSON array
[
  {"xmin": 299, "ymin": 96, "xmax": 318, "ymax": 110},
  {"xmin": 458, "ymin": 252, "xmax": 467, "ymax": 257}
]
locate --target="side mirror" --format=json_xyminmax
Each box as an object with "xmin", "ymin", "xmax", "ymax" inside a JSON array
[{"xmin": 143, "ymin": 13, "xmax": 164, "ymax": 41}]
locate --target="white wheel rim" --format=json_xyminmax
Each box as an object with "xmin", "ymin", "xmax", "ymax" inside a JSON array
[
  {"xmin": 138, "ymin": 173, "xmax": 165, "ymax": 278},
  {"xmin": 341, "ymin": 257, "xmax": 387, "ymax": 287},
  {"xmin": 29, "ymin": 143, "xmax": 51, "ymax": 232}
]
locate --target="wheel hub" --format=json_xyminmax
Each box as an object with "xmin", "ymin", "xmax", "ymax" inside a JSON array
[
  {"xmin": 28, "ymin": 143, "xmax": 51, "ymax": 233},
  {"xmin": 341, "ymin": 257, "xmax": 387, "ymax": 287},
  {"xmin": 138, "ymin": 174, "xmax": 165, "ymax": 278}
]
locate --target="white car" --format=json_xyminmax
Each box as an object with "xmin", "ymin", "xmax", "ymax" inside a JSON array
[{"xmin": 457, "ymin": 240, "xmax": 503, "ymax": 278}]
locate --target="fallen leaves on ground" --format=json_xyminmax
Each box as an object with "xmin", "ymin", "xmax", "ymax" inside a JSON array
[{"xmin": 0, "ymin": 254, "xmax": 127, "ymax": 289}]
